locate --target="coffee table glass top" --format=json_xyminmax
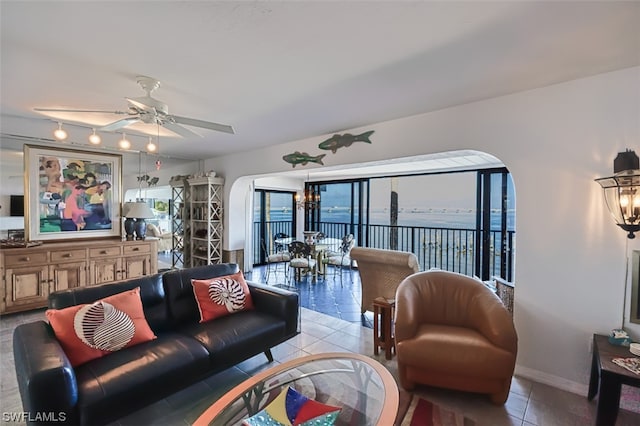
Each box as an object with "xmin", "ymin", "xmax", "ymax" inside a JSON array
[{"xmin": 194, "ymin": 352, "xmax": 398, "ymax": 426}]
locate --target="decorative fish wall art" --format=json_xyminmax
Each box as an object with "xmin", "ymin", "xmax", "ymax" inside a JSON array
[
  {"xmin": 281, "ymin": 130, "xmax": 374, "ymax": 168},
  {"xmin": 318, "ymin": 130, "xmax": 374, "ymax": 153},
  {"xmin": 137, "ymin": 174, "xmax": 159, "ymax": 187},
  {"xmin": 282, "ymin": 151, "xmax": 326, "ymax": 168}
]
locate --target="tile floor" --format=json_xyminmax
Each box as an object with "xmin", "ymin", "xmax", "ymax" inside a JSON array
[{"xmin": 1, "ymin": 263, "xmax": 639, "ymax": 425}]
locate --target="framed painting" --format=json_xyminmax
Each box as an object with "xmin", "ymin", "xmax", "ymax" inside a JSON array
[{"xmin": 24, "ymin": 144, "xmax": 122, "ymax": 241}]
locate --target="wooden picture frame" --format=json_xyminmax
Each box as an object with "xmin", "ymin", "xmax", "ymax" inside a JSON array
[{"xmin": 24, "ymin": 144, "xmax": 122, "ymax": 241}]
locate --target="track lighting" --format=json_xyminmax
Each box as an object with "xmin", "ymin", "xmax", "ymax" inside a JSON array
[
  {"xmin": 146, "ymin": 137, "xmax": 157, "ymax": 152},
  {"xmin": 118, "ymin": 133, "xmax": 131, "ymax": 149},
  {"xmin": 53, "ymin": 122, "xmax": 67, "ymax": 141},
  {"xmin": 88, "ymin": 128, "xmax": 101, "ymax": 145}
]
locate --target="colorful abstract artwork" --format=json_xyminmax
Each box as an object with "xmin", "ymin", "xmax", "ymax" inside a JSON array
[
  {"xmin": 243, "ymin": 386, "xmax": 340, "ymax": 426},
  {"xmin": 25, "ymin": 145, "xmax": 122, "ymax": 241}
]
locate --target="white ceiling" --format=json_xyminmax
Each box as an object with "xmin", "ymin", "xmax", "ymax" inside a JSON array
[{"xmin": 1, "ymin": 1, "xmax": 639, "ymax": 165}]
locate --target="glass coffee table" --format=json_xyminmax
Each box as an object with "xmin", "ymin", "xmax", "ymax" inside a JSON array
[{"xmin": 193, "ymin": 352, "xmax": 399, "ymax": 426}]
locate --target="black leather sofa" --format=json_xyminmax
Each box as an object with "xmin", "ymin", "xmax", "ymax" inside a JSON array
[{"xmin": 13, "ymin": 263, "xmax": 299, "ymax": 425}]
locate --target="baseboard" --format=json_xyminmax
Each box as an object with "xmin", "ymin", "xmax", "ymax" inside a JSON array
[{"xmin": 514, "ymin": 364, "xmax": 588, "ymax": 397}]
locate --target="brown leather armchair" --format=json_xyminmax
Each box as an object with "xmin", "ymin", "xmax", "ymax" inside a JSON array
[
  {"xmin": 350, "ymin": 247, "xmax": 419, "ymax": 313},
  {"xmin": 395, "ymin": 270, "xmax": 517, "ymax": 404}
]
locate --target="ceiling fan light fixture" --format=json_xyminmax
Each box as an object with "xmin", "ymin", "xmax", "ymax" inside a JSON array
[
  {"xmin": 53, "ymin": 122, "xmax": 67, "ymax": 141},
  {"xmin": 118, "ymin": 133, "xmax": 131, "ymax": 150},
  {"xmin": 146, "ymin": 137, "xmax": 157, "ymax": 152},
  {"xmin": 88, "ymin": 128, "xmax": 101, "ymax": 145}
]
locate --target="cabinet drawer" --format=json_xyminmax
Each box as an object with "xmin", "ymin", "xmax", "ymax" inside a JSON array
[
  {"xmin": 89, "ymin": 246, "xmax": 122, "ymax": 257},
  {"xmin": 51, "ymin": 249, "xmax": 86, "ymax": 262},
  {"xmin": 4, "ymin": 252, "xmax": 48, "ymax": 267},
  {"xmin": 124, "ymin": 244, "xmax": 150, "ymax": 255}
]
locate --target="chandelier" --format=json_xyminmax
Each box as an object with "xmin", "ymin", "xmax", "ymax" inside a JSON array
[{"xmin": 296, "ymin": 182, "xmax": 320, "ymax": 211}]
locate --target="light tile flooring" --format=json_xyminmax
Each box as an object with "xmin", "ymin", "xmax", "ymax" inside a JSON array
[{"xmin": 1, "ymin": 263, "xmax": 639, "ymax": 425}]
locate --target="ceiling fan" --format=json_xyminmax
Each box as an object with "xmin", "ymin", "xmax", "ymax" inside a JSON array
[{"xmin": 34, "ymin": 76, "xmax": 235, "ymax": 138}]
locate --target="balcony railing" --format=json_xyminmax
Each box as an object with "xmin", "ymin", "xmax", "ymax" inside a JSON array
[{"xmin": 253, "ymin": 220, "xmax": 515, "ymax": 281}]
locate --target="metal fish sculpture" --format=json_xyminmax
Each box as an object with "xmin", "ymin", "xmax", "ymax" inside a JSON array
[
  {"xmin": 282, "ymin": 151, "xmax": 326, "ymax": 168},
  {"xmin": 318, "ymin": 130, "xmax": 375, "ymax": 154}
]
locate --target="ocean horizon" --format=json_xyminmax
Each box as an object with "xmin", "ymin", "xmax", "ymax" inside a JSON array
[{"xmin": 257, "ymin": 207, "xmax": 515, "ymax": 231}]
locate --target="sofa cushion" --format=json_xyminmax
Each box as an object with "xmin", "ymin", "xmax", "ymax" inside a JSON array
[
  {"xmin": 48, "ymin": 274, "xmax": 171, "ymax": 333},
  {"xmin": 178, "ymin": 310, "xmax": 286, "ymax": 369},
  {"xmin": 46, "ymin": 288, "xmax": 157, "ymax": 367},
  {"xmin": 191, "ymin": 271, "xmax": 254, "ymax": 322},
  {"xmin": 74, "ymin": 332, "xmax": 211, "ymax": 426},
  {"xmin": 163, "ymin": 264, "xmax": 241, "ymax": 326}
]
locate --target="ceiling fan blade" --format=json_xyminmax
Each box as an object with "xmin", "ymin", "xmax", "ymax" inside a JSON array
[
  {"xmin": 162, "ymin": 121, "xmax": 202, "ymax": 138},
  {"xmin": 34, "ymin": 107, "xmax": 128, "ymax": 114},
  {"xmin": 125, "ymin": 97, "xmax": 156, "ymax": 113},
  {"xmin": 171, "ymin": 115, "xmax": 235, "ymax": 134},
  {"xmin": 99, "ymin": 117, "xmax": 141, "ymax": 131}
]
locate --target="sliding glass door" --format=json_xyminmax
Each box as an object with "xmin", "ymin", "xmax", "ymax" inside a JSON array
[
  {"xmin": 253, "ymin": 190, "xmax": 296, "ymax": 265},
  {"xmin": 307, "ymin": 169, "xmax": 515, "ymax": 281}
]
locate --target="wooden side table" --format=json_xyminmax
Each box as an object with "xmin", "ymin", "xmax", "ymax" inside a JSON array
[
  {"xmin": 588, "ymin": 334, "xmax": 640, "ymax": 426},
  {"xmin": 373, "ymin": 297, "xmax": 395, "ymax": 360}
]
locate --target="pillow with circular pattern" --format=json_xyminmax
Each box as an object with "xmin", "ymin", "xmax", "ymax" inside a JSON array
[
  {"xmin": 46, "ymin": 287, "xmax": 156, "ymax": 367},
  {"xmin": 191, "ymin": 271, "xmax": 254, "ymax": 323}
]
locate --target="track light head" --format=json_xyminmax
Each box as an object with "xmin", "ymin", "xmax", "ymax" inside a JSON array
[
  {"xmin": 53, "ymin": 122, "xmax": 67, "ymax": 141},
  {"xmin": 88, "ymin": 129, "xmax": 101, "ymax": 145},
  {"xmin": 118, "ymin": 133, "xmax": 131, "ymax": 149}
]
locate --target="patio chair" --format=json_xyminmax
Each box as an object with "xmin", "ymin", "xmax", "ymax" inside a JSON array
[
  {"xmin": 325, "ymin": 233, "xmax": 353, "ymax": 257},
  {"xmin": 261, "ymin": 238, "xmax": 290, "ymax": 283},
  {"xmin": 287, "ymin": 241, "xmax": 316, "ymax": 282},
  {"xmin": 273, "ymin": 232, "xmax": 289, "ymax": 253},
  {"xmin": 323, "ymin": 236, "xmax": 355, "ymax": 285},
  {"xmin": 350, "ymin": 247, "xmax": 419, "ymax": 313}
]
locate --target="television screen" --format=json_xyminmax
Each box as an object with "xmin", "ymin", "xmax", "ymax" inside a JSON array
[{"xmin": 10, "ymin": 195, "xmax": 24, "ymax": 217}]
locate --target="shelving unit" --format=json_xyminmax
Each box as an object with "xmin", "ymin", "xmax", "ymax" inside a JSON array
[
  {"xmin": 187, "ymin": 176, "xmax": 224, "ymax": 267},
  {"xmin": 170, "ymin": 179, "xmax": 189, "ymax": 268}
]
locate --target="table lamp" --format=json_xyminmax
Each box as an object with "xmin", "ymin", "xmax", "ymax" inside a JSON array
[{"xmin": 124, "ymin": 202, "xmax": 155, "ymax": 240}]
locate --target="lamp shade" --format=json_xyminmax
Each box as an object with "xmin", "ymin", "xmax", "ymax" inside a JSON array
[{"xmin": 124, "ymin": 202, "xmax": 155, "ymax": 219}]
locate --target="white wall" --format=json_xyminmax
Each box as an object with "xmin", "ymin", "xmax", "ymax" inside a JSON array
[{"xmin": 206, "ymin": 67, "xmax": 640, "ymax": 392}]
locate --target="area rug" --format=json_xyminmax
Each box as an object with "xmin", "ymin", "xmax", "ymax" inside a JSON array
[{"xmin": 399, "ymin": 394, "xmax": 475, "ymax": 426}]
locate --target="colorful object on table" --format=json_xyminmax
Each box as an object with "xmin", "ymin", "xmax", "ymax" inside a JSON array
[
  {"xmin": 243, "ymin": 386, "xmax": 340, "ymax": 426},
  {"xmin": 609, "ymin": 329, "xmax": 631, "ymax": 346},
  {"xmin": 318, "ymin": 130, "xmax": 374, "ymax": 153},
  {"xmin": 282, "ymin": 151, "xmax": 326, "ymax": 168},
  {"xmin": 401, "ymin": 395, "xmax": 475, "ymax": 426}
]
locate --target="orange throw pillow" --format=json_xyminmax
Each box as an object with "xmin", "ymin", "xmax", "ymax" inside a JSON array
[
  {"xmin": 46, "ymin": 287, "xmax": 156, "ymax": 367},
  {"xmin": 192, "ymin": 271, "xmax": 254, "ymax": 323}
]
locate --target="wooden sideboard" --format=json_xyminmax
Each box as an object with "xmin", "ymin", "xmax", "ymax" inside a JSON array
[{"xmin": 0, "ymin": 239, "xmax": 157, "ymax": 315}]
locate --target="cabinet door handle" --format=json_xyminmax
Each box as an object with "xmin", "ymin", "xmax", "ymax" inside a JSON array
[
  {"xmin": 21, "ymin": 257, "xmax": 30, "ymax": 262},
  {"xmin": 63, "ymin": 253, "xmax": 72, "ymax": 258},
  {"xmin": 100, "ymin": 250, "xmax": 107, "ymax": 254},
  {"xmin": 132, "ymin": 247, "xmax": 139, "ymax": 251}
]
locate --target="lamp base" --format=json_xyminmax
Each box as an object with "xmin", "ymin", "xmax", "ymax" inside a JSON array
[
  {"xmin": 134, "ymin": 218, "xmax": 147, "ymax": 240},
  {"xmin": 124, "ymin": 218, "xmax": 136, "ymax": 241}
]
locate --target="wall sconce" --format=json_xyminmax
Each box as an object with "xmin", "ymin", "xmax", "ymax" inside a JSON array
[
  {"xmin": 53, "ymin": 122, "xmax": 67, "ymax": 140},
  {"xmin": 595, "ymin": 149, "xmax": 640, "ymax": 239}
]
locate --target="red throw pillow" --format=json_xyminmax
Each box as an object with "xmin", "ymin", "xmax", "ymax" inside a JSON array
[
  {"xmin": 46, "ymin": 287, "xmax": 156, "ymax": 367},
  {"xmin": 191, "ymin": 271, "xmax": 254, "ymax": 323}
]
